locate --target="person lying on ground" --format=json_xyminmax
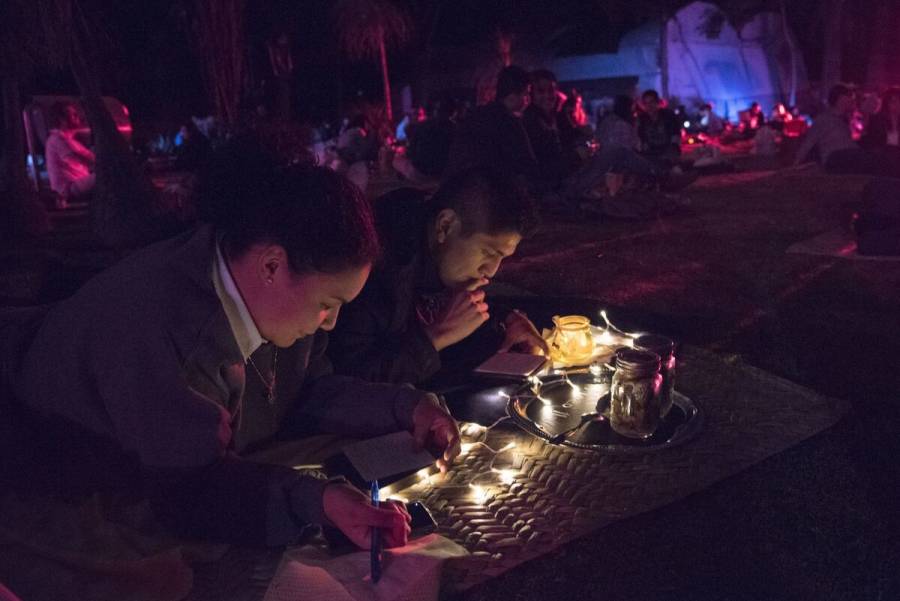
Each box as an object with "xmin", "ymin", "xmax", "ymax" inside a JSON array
[
  {"xmin": 328, "ymin": 167, "xmax": 548, "ymax": 386},
  {"xmin": 7, "ymin": 138, "xmax": 460, "ymax": 548}
]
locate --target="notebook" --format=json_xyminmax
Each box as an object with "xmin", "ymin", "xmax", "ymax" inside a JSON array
[
  {"xmin": 342, "ymin": 431, "xmax": 435, "ymax": 483},
  {"xmin": 473, "ymin": 352, "xmax": 547, "ymax": 378}
]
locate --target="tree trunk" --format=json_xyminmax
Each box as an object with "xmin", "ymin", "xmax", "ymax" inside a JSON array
[
  {"xmin": 659, "ymin": 18, "xmax": 669, "ymax": 100},
  {"xmin": 780, "ymin": 0, "xmax": 798, "ymax": 106},
  {"xmin": 193, "ymin": 0, "xmax": 246, "ymax": 128},
  {"xmin": 70, "ymin": 10, "xmax": 162, "ymax": 249},
  {"xmin": 422, "ymin": 0, "xmax": 443, "ymax": 101},
  {"xmin": 378, "ymin": 30, "xmax": 393, "ymax": 124},
  {"xmin": 866, "ymin": 1, "xmax": 894, "ymax": 88},
  {"xmin": 1, "ymin": 74, "xmax": 49, "ymax": 238},
  {"xmin": 821, "ymin": 0, "xmax": 845, "ymax": 93}
]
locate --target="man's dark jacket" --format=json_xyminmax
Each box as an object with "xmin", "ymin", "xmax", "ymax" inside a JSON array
[
  {"xmin": 445, "ymin": 102, "xmax": 538, "ymax": 180},
  {"xmin": 7, "ymin": 225, "xmax": 421, "ymax": 546},
  {"xmin": 328, "ymin": 189, "xmax": 504, "ymax": 386}
]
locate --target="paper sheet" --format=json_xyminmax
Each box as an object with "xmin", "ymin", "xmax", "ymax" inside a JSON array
[
  {"xmin": 264, "ymin": 534, "xmax": 468, "ymax": 601},
  {"xmin": 341, "ymin": 431, "xmax": 435, "ymax": 483},
  {"xmin": 473, "ymin": 352, "xmax": 547, "ymax": 377}
]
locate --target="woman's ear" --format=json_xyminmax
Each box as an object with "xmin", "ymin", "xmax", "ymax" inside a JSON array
[
  {"xmin": 434, "ymin": 209, "xmax": 460, "ymax": 244},
  {"xmin": 258, "ymin": 244, "xmax": 287, "ymax": 285}
]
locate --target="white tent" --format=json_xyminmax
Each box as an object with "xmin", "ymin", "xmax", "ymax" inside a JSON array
[{"xmin": 548, "ymin": 1, "xmax": 807, "ymax": 121}]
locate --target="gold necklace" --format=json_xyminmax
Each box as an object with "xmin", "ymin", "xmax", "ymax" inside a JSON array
[{"xmin": 247, "ymin": 347, "xmax": 278, "ymax": 404}]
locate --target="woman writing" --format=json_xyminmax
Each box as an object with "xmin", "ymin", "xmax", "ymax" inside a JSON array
[{"xmin": 8, "ymin": 139, "xmax": 460, "ymax": 549}]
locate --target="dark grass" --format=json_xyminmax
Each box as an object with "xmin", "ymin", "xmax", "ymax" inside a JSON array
[
  {"xmin": 450, "ymin": 167, "xmax": 900, "ymax": 600},
  {"xmin": 3, "ymin": 165, "xmax": 899, "ymax": 599}
]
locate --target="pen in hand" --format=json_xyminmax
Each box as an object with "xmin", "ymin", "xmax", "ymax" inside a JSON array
[{"xmin": 370, "ymin": 480, "xmax": 382, "ymax": 584}]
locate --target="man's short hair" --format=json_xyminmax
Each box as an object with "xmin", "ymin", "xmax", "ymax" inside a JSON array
[
  {"xmin": 199, "ymin": 136, "xmax": 380, "ymax": 274},
  {"xmin": 496, "ymin": 66, "xmax": 531, "ymax": 101},
  {"xmin": 531, "ymin": 69, "xmax": 557, "ymax": 85},
  {"xmin": 641, "ymin": 89, "xmax": 661, "ymax": 102},
  {"xmin": 429, "ymin": 168, "xmax": 538, "ymax": 238},
  {"xmin": 828, "ymin": 84, "xmax": 855, "ymax": 107}
]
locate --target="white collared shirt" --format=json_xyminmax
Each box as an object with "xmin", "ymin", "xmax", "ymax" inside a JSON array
[
  {"xmin": 45, "ymin": 128, "xmax": 93, "ymax": 195},
  {"xmin": 211, "ymin": 239, "xmax": 266, "ymax": 360}
]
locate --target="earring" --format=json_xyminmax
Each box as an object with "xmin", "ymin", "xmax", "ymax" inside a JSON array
[{"xmin": 266, "ymin": 278, "xmax": 274, "ymax": 285}]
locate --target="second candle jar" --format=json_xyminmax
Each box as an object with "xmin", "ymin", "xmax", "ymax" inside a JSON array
[
  {"xmin": 633, "ymin": 334, "xmax": 676, "ymax": 418},
  {"xmin": 610, "ymin": 349, "xmax": 663, "ymax": 439}
]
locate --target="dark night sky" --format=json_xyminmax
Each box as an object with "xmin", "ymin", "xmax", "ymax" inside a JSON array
[{"xmin": 24, "ymin": 0, "xmax": 883, "ymax": 126}]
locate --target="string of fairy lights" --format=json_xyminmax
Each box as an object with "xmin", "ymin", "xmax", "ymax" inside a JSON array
[{"xmin": 384, "ymin": 311, "xmax": 641, "ymax": 505}]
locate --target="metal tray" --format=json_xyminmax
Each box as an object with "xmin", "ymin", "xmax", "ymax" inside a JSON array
[{"xmin": 506, "ymin": 371, "xmax": 703, "ymax": 454}]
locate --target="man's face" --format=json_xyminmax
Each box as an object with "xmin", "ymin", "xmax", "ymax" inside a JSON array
[
  {"xmin": 255, "ymin": 259, "xmax": 371, "ymax": 347},
  {"xmin": 836, "ymin": 93, "xmax": 856, "ymax": 115},
  {"xmin": 507, "ymin": 85, "xmax": 532, "ymax": 115},
  {"xmin": 642, "ymin": 95, "xmax": 660, "ymax": 116},
  {"xmin": 63, "ymin": 105, "xmax": 83, "ymax": 130},
  {"xmin": 532, "ymin": 78, "xmax": 558, "ymax": 115},
  {"xmin": 432, "ymin": 213, "xmax": 522, "ymax": 291}
]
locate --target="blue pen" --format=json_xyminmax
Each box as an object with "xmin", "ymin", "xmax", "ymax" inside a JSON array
[{"xmin": 370, "ymin": 480, "xmax": 382, "ymax": 583}]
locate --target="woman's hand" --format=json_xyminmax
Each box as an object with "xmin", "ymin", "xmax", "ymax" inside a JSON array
[{"xmin": 322, "ymin": 483, "xmax": 411, "ymax": 549}]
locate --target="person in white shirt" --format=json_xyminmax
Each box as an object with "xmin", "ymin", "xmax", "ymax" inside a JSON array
[
  {"xmin": 794, "ymin": 84, "xmax": 861, "ymax": 171},
  {"xmin": 44, "ymin": 101, "xmax": 95, "ymax": 206}
]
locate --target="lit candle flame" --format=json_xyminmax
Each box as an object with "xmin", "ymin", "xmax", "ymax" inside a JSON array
[
  {"xmin": 417, "ymin": 468, "xmax": 432, "ymax": 484},
  {"xmin": 470, "ymin": 484, "xmax": 491, "ymax": 504},
  {"xmin": 492, "ymin": 468, "xmax": 516, "ymax": 485}
]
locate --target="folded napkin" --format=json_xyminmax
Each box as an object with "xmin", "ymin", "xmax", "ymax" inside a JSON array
[{"xmin": 264, "ymin": 534, "xmax": 468, "ymax": 601}]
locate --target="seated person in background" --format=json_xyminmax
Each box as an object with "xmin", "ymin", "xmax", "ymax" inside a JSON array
[
  {"xmin": 523, "ymin": 75, "xmax": 662, "ymax": 203},
  {"xmin": 596, "ymin": 95, "xmax": 641, "ymax": 152},
  {"xmin": 328, "ymin": 168, "xmax": 548, "ymax": 386},
  {"xmin": 739, "ymin": 101, "xmax": 765, "ymax": 137},
  {"xmin": 173, "ymin": 119, "xmax": 212, "ymax": 170},
  {"xmin": 698, "ymin": 103, "xmax": 727, "ymax": 137},
  {"xmin": 794, "ymin": 84, "xmax": 870, "ymax": 173},
  {"xmin": 8, "ymin": 138, "xmax": 459, "ymax": 548},
  {"xmin": 637, "ymin": 89, "xmax": 682, "ymax": 165},
  {"xmin": 861, "ymin": 87, "xmax": 900, "ymax": 152},
  {"xmin": 395, "ymin": 96, "xmax": 459, "ymax": 183},
  {"xmin": 44, "ymin": 101, "xmax": 95, "ymax": 206},
  {"xmin": 522, "ymin": 69, "xmax": 566, "ymax": 189},
  {"xmin": 445, "ymin": 66, "xmax": 538, "ymax": 184},
  {"xmin": 558, "ymin": 90, "xmax": 594, "ymax": 167},
  {"xmin": 591, "ymin": 94, "xmax": 663, "ymax": 196}
]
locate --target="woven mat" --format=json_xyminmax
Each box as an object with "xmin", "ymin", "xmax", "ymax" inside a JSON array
[
  {"xmin": 187, "ymin": 346, "xmax": 848, "ymax": 599},
  {"xmin": 786, "ymin": 229, "xmax": 900, "ymax": 262},
  {"xmin": 394, "ymin": 345, "xmax": 848, "ymax": 591}
]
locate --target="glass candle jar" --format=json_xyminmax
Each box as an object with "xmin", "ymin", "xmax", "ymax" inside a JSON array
[
  {"xmin": 548, "ymin": 315, "xmax": 594, "ymax": 365},
  {"xmin": 633, "ymin": 334, "xmax": 676, "ymax": 418},
  {"xmin": 610, "ymin": 349, "xmax": 663, "ymax": 439}
]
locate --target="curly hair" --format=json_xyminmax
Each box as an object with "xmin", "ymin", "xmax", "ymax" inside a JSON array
[{"xmin": 198, "ymin": 136, "xmax": 380, "ymax": 274}]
